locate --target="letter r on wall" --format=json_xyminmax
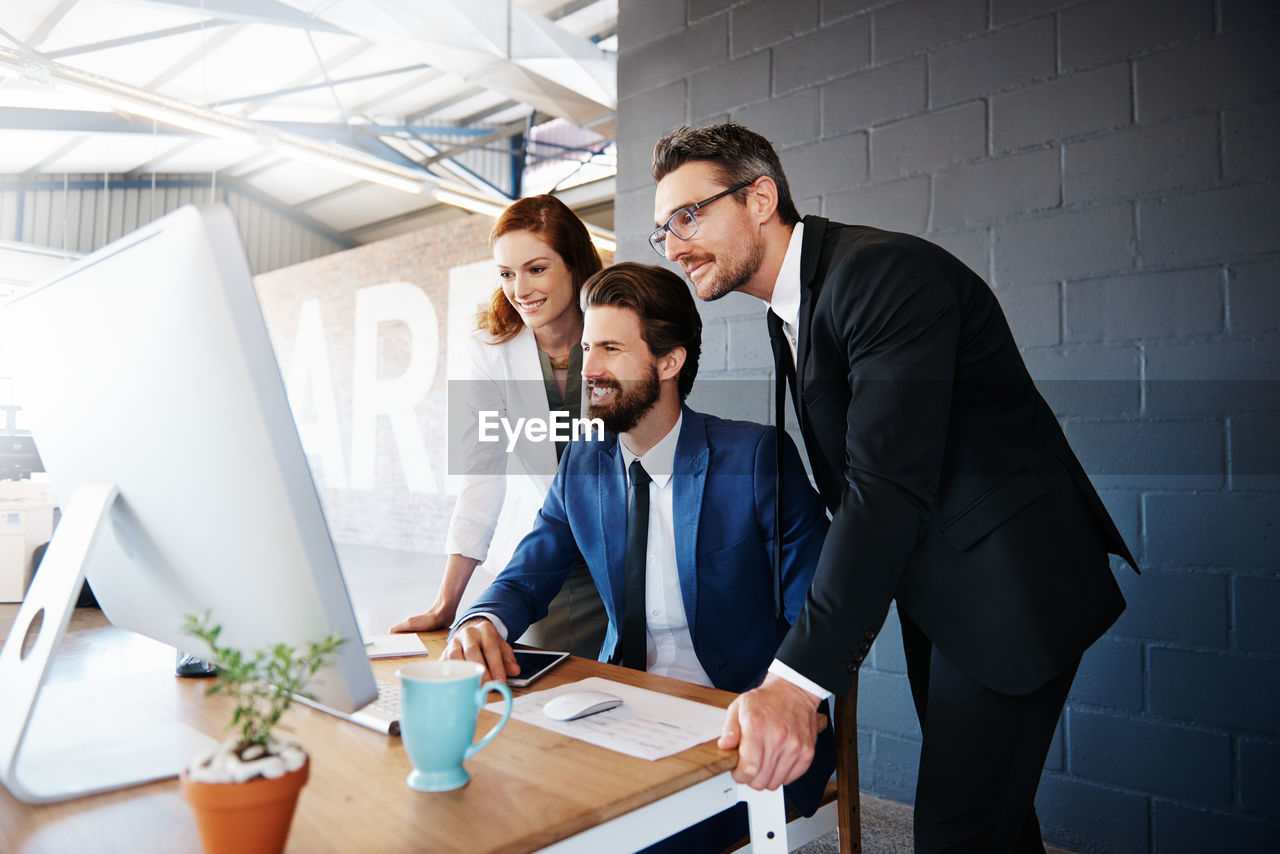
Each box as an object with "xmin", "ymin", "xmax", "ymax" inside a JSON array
[{"xmin": 350, "ymin": 282, "xmax": 438, "ymax": 492}]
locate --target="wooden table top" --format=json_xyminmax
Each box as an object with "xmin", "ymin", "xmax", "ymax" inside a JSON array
[{"xmin": 0, "ymin": 624, "xmax": 741, "ymax": 854}]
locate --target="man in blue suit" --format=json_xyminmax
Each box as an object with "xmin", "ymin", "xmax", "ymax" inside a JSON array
[{"xmin": 444, "ymin": 262, "xmax": 834, "ymax": 845}]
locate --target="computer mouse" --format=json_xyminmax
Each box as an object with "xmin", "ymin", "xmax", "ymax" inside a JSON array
[
  {"xmin": 175, "ymin": 651, "xmax": 218, "ymax": 678},
  {"xmin": 542, "ymin": 690, "xmax": 623, "ymax": 721}
]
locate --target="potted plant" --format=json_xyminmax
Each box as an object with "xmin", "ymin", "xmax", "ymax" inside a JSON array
[{"xmin": 179, "ymin": 611, "xmax": 345, "ymax": 854}]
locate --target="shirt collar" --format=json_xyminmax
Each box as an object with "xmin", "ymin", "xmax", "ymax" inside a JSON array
[
  {"xmin": 765, "ymin": 221, "xmax": 804, "ymax": 328},
  {"xmin": 619, "ymin": 410, "xmax": 682, "ymax": 490}
]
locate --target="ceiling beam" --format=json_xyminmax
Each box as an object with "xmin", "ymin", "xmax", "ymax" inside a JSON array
[
  {"xmin": 345, "ymin": 68, "xmax": 445, "ymax": 118},
  {"xmin": 346, "ymin": 132, "xmax": 433, "ymax": 173},
  {"xmin": 213, "ymin": 63, "xmax": 431, "ymax": 108},
  {"xmin": 0, "ymin": 107, "xmax": 497, "ymax": 142},
  {"xmin": 21, "ymin": 134, "xmax": 91, "ymax": 177},
  {"xmin": 124, "ymin": 137, "xmax": 205, "ymax": 176},
  {"xmin": 548, "ymin": 0, "xmax": 607, "ymax": 20},
  {"xmin": 525, "ymin": 140, "xmax": 612, "ymax": 170},
  {"xmin": 225, "ymin": 38, "xmax": 374, "ymax": 116},
  {"xmin": 143, "ymin": 22, "xmax": 245, "ymax": 90},
  {"xmin": 456, "ymin": 99, "xmax": 524, "ymax": 127},
  {"xmin": 0, "ymin": 108, "xmax": 157, "ymax": 133},
  {"xmin": 43, "ymin": 21, "xmax": 233, "ymax": 59},
  {"xmin": 304, "ymin": 29, "xmax": 350, "ymax": 123},
  {"xmin": 221, "ymin": 151, "xmax": 293, "ymax": 182},
  {"xmin": 217, "ymin": 173, "xmax": 358, "ymax": 246},
  {"xmin": 126, "ymin": 0, "xmax": 351, "ymax": 34},
  {"xmin": 422, "ymin": 117, "xmax": 532, "ymax": 166},
  {"xmin": 24, "ymin": 0, "xmax": 79, "ymax": 50},
  {"xmin": 403, "ymin": 86, "xmax": 489, "ymax": 124},
  {"xmin": 290, "ymin": 179, "xmax": 366, "ymax": 212}
]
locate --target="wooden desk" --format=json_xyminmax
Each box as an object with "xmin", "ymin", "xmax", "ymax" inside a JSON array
[{"xmin": 0, "ymin": 624, "xmax": 790, "ymax": 854}]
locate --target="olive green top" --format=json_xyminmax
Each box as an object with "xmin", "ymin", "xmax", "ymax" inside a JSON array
[{"xmin": 536, "ymin": 343, "xmax": 582, "ymax": 461}]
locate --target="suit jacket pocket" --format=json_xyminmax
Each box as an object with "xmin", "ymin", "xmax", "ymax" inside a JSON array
[
  {"xmin": 699, "ymin": 533, "xmax": 754, "ymax": 566},
  {"xmin": 801, "ymin": 357, "xmax": 843, "ymax": 405},
  {"xmin": 942, "ymin": 468, "xmax": 1046, "ymax": 551}
]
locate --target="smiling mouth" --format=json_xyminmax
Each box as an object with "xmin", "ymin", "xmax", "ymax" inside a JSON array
[
  {"xmin": 588, "ymin": 383, "xmax": 617, "ymax": 404},
  {"xmin": 683, "ymin": 259, "xmax": 710, "ymax": 278}
]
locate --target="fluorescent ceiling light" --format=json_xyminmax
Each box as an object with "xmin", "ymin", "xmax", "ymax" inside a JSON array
[
  {"xmin": 432, "ymin": 188, "xmax": 616, "ymax": 251},
  {"xmin": 433, "ymin": 189, "xmax": 507, "ymax": 217},
  {"xmin": 586, "ymin": 229, "xmax": 615, "ymax": 253}
]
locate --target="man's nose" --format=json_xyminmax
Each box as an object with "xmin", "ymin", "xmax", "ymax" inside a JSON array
[
  {"xmin": 582, "ymin": 348, "xmax": 604, "ymax": 377},
  {"xmin": 663, "ymin": 231, "xmax": 691, "ymax": 263}
]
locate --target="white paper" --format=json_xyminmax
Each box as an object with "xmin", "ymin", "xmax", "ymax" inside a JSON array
[
  {"xmin": 487, "ymin": 677, "xmax": 727, "ymax": 761},
  {"xmin": 363, "ymin": 633, "xmax": 431, "ymax": 659}
]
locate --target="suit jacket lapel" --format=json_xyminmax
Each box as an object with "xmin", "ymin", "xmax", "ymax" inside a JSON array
[
  {"xmin": 671, "ymin": 406, "xmax": 707, "ymax": 634},
  {"xmin": 597, "ymin": 438, "xmax": 626, "ymax": 619},
  {"xmin": 795, "ymin": 215, "xmax": 829, "ymax": 392}
]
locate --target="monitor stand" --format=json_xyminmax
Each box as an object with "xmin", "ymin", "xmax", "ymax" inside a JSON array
[{"xmin": 0, "ymin": 482, "xmax": 215, "ymax": 804}]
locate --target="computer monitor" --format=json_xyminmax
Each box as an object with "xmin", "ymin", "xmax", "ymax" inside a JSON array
[{"xmin": 0, "ymin": 204, "xmax": 378, "ymax": 803}]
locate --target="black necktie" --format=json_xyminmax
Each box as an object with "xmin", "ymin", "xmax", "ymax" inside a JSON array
[{"xmin": 621, "ymin": 459, "xmax": 651, "ymax": 670}]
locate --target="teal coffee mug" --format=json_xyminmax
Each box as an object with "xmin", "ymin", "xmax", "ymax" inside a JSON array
[{"xmin": 396, "ymin": 659, "xmax": 514, "ymax": 792}]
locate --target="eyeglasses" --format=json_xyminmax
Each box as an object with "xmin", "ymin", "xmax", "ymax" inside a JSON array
[{"xmin": 649, "ymin": 179, "xmax": 755, "ymax": 257}]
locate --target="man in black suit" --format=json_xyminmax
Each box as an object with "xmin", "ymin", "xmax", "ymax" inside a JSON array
[{"xmin": 649, "ymin": 122, "xmax": 1138, "ymax": 853}]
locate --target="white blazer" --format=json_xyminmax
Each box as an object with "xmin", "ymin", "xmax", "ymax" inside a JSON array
[{"xmin": 444, "ymin": 324, "xmax": 586, "ymax": 575}]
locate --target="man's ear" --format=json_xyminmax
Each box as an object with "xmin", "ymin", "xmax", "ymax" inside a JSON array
[
  {"xmin": 658, "ymin": 347, "xmax": 686, "ymax": 383},
  {"xmin": 747, "ymin": 177, "xmax": 780, "ymax": 224}
]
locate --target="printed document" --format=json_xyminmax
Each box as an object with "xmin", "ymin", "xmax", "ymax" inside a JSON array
[{"xmin": 487, "ymin": 676, "xmax": 726, "ymax": 761}]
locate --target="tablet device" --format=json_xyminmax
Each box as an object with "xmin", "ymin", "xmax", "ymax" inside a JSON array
[{"xmin": 509, "ymin": 650, "xmax": 569, "ymax": 687}]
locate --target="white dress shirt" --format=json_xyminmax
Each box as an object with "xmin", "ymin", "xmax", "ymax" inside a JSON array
[
  {"xmin": 762, "ymin": 222, "xmax": 835, "ymax": 701},
  {"xmin": 618, "ymin": 411, "xmax": 713, "ymax": 687},
  {"xmin": 467, "ymin": 412, "xmax": 713, "ymax": 688},
  {"xmin": 768, "ymin": 221, "xmax": 804, "ymax": 362}
]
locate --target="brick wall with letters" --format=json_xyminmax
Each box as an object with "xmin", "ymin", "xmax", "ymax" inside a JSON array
[{"xmin": 254, "ymin": 214, "xmax": 494, "ymax": 553}]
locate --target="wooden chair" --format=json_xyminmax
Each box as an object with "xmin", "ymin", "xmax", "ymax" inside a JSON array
[{"xmin": 833, "ymin": 689, "xmax": 863, "ymax": 853}]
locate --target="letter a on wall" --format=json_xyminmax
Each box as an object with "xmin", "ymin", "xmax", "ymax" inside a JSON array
[{"xmin": 287, "ymin": 298, "xmax": 348, "ymax": 489}]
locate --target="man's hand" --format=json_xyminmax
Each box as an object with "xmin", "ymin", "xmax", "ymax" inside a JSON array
[
  {"xmin": 719, "ymin": 673, "xmax": 823, "ymax": 791},
  {"xmin": 440, "ymin": 618, "xmax": 521, "ymax": 684}
]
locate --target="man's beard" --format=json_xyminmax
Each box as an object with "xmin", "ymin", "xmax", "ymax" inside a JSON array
[
  {"xmin": 587, "ymin": 365, "xmax": 662, "ymax": 434},
  {"xmin": 687, "ymin": 234, "xmax": 764, "ymax": 301}
]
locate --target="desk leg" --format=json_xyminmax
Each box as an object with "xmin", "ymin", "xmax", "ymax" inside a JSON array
[{"xmin": 737, "ymin": 781, "xmax": 788, "ymax": 854}]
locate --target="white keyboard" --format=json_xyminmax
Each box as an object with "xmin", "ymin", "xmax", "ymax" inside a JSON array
[{"xmin": 294, "ymin": 679, "xmax": 401, "ymax": 736}]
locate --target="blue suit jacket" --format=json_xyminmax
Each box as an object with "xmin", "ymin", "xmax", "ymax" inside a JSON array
[{"xmin": 461, "ymin": 405, "xmax": 829, "ymax": 695}]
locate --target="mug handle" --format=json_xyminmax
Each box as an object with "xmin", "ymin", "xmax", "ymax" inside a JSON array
[{"xmin": 464, "ymin": 681, "xmax": 513, "ymax": 760}]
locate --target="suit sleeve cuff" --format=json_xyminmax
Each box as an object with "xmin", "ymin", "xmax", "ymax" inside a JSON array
[
  {"xmin": 769, "ymin": 658, "xmax": 833, "ymax": 701},
  {"xmin": 447, "ymin": 612, "xmax": 509, "ymax": 644}
]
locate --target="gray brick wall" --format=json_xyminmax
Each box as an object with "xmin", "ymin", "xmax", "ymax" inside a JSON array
[{"xmin": 616, "ymin": 1, "xmax": 1280, "ymax": 850}]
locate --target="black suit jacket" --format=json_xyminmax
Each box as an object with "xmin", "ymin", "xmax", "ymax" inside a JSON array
[{"xmin": 771, "ymin": 216, "xmax": 1138, "ymax": 697}]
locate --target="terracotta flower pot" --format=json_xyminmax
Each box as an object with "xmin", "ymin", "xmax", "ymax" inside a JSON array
[{"xmin": 180, "ymin": 756, "xmax": 310, "ymax": 854}]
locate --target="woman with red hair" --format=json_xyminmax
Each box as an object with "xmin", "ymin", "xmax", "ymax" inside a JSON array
[{"xmin": 391, "ymin": 195, "xmax": 607, "ymax": 657}]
